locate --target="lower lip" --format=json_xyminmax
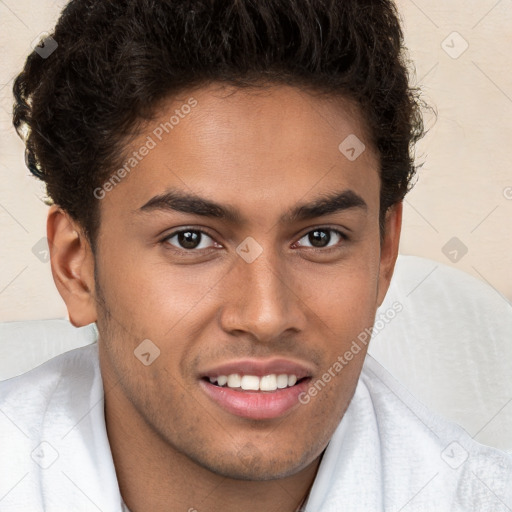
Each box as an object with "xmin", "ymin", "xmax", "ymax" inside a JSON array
[{"xmin": 200, "ymin": 379, "xmax": 311, "ymax": 420}]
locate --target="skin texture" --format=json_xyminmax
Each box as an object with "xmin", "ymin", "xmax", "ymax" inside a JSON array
[{"xmin": 47, "ymin": 83, "xmax": 402, "ymax": 512}]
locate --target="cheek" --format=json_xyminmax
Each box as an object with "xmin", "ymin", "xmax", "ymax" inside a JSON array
[
  {"xmin": 96, "ymin": 242, "xmax": 226, "ymax": 335},
  {"xmin": 300, "ymin": 253, "xmax": 380, "ymax": 327}
]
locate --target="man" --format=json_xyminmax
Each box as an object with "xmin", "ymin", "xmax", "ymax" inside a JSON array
[{"xmin": 1, "ymin": 1, "xmax": 511, "ymax": 511}]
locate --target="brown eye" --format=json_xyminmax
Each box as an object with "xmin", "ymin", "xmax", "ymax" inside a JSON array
[
  {"xmin": 164, "ymin": 229, "xmax": 216, "ymax": 250},
  {"xmin": 309, "ymin": 229, "xmax": 330, "ymax": 247},
  {"xmin": 296, "ymin": 228, "xmax": 346, "ymax": 249}
]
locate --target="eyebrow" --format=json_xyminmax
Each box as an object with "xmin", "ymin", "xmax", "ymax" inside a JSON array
[{"xmin": 137, "ymin": 188, "xmax": 367, "ymax": 224}]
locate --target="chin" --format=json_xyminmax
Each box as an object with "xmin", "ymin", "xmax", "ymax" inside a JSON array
[{"xmin": 191, "ymin": 442, "xmax": 318, "ymax": 481}]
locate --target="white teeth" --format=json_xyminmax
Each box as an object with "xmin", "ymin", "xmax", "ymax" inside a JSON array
[
  {"xmin": 288, "ymin": 375, "xmax": 297, "ymax": 386},
  {"xmin": 227, "ymin": 374, "xmax": 241, "ymax": 388},
  {"xmin": 260, "ymin": 374, "xmax": 277, "ymax": 391},
  {"xmin": 241, "ymin": 375, "xmax": 260, "ymax": 391},
  {"xmin": 276, "ymin": 374, "xmax": 288, "ymax": 389},
  {"xmin": 209, "ymin": 373, "xmax": 299, "ymax": 391}
]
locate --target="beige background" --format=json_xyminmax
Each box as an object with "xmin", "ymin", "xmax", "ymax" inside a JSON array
[{"xmin": 0, "ymin": 0, "xmax": 511, "ymax": 321}]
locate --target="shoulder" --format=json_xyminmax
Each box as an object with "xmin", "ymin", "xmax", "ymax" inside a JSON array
[
  {"xmin": 0, "ymin": 342, "xmax": 101, "ymax": 440},
  {"xmin": 307, "ymin": 355, "xmax": 512, "ymax": 511},
  {"xmin": 0, "ymin": 343, "xmax": 123, "ymax": 511},
  {"xmin": 0, "ymin": 343, "xmax": 108, "ymax": 508},
  {"xmin": 0, "ymin": 342, "xmax": 100, "ymax": 441}
]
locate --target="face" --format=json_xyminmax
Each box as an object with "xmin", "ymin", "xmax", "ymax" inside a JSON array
[{"xmin": 84, "ymin": 84, "xmax": 399, "ymax": 480}]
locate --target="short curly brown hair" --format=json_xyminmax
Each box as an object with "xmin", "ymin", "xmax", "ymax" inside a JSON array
[{"xmin": 13, "ymin": 0, "xmax": 427, "ymax": 249}]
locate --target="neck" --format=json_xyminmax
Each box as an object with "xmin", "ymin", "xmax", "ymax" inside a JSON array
[{"xmin": 103, "ymin": 376, "xmax": 320, "ymax": 512}]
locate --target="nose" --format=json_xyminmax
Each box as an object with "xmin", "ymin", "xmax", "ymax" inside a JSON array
[{"xmin": 218, "ymin": 245, "xmax": 306, "ymax": 344}]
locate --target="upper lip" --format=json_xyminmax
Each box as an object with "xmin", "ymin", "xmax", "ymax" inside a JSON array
[{"xmin": 199, "ymin": 358, "xmax": 314, "ymax": 380}]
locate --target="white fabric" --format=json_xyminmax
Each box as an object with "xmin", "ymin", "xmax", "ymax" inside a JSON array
[
  {"xmin": 0, "ymin": 318, "xmax": 97, "ymax": 379},
  {"xmin": 0, "ymin": 341, "xmax": 510, "ymax": 512},
  {"xmin": 371, "ymin": 255, "xmax": 512, "ymax": 452}
]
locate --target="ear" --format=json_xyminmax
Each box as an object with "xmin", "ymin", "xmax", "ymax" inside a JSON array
[
  {"xmin": 47, "ymin": 205, "xmax": 97, "ymax": 327},
  {"xmin": 376, "ymin": 202, "xmax": 402, "ymax": 308}
]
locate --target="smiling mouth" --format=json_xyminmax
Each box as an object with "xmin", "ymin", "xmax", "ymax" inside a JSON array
[
  {"xmin": 203, "ymin": 374, "xmax": 309, "ymax": 392},
  {"xmin": 200, "ymin": 371, "xmax": 312, "ymax": 419}
]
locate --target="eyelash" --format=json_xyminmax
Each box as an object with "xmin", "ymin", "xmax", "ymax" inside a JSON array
[{"xmin": 161, "ymin": 227, "xmax": 349, "ymax": 254}]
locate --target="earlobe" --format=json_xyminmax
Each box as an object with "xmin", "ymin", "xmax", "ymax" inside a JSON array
[
  {"xmin": 376, "ymin": 202, "xmax": 403, "ymax": 307},
  {"xmin": 47, "ymin": 205, "xmax": 97, "ymax": 327}
]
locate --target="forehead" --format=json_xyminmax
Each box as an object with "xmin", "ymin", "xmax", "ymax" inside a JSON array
[{"xmin": 99, "ymin": 83, "xmax": 380, "ymax": 222}]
